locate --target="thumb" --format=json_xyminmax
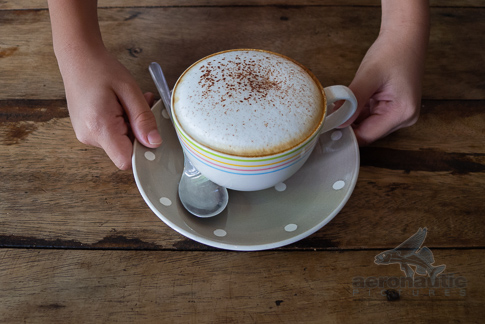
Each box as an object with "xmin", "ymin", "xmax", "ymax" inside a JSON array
[
  {"xmin": 143, "ymin": 92, "xmax": 155, "ymax": 107},
  {"xmin": 339, "ymin": 71, "xmax": 377, "ymax": 128},
  {"xmin": 120, "ymin": 88, "xmax": 162, "ymax": 148}
]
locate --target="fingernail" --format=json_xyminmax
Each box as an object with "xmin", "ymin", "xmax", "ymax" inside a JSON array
[{"xmin": 147, "ymin": 129, "xmax": 162, "ymax": 145}]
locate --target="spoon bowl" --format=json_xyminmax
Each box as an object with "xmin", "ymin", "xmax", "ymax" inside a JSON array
[{"xmin": 178, "ymin": 152, "xmax": 229, "ymax": 217}]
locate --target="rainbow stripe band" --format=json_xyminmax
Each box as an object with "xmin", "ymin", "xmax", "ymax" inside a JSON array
[
  {"xmin": 181, "ymin": 137, "xmax": 317, "ymax": 176},
  {"xmin": 179, "ymin": 136, "xmax": 304, "ymax": 169},
  {"xmin": 173, "ymin": 121, "xmax": 319, "ymax": 163},
  {"xmin": 177, "ymin": 131, "xmax": 319, "ymax": 176}
]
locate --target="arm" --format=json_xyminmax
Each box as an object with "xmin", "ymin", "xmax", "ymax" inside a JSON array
[
  {"xmin": 48, "ymin": 0, "xmax": 161, "ymax": 169},
  {"xmin": 340, "ymin": 0, "xmax": 430, "ymax": 145}
]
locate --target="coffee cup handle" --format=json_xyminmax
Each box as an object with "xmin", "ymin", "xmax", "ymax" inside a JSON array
[{"xmin": 320, "ymin": 85, "xmax": 358, "ymax": 134}]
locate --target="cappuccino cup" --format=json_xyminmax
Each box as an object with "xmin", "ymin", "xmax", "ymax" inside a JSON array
[{"xmin": 171, "ymin": 49, "xmax": 357, "ymax": 191}]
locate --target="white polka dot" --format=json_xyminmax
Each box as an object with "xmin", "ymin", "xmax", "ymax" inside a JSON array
[
  {"xmin": 275, "ymin": 182, "xmax": 287, "ymax": 192},
  {"xmin": 214, "ymin": 229, "xmax": 227, "ymax": 237},
  {"xmin": 285, "ymin": 224, "xmax": 298, "ymax": 232},
  {"xmin": 162, "ymin": 109, "xmax": 170, "ymax": 119},
  {"xmin": 331, "ymin": 131, "xmax": 343, "ymax": 141},
  {"xmin": 159, "ymin": 197, "xmax": 172, "ymax": 206},
  {"xmin": 144, "ymin": 151, "xmax": 156, "ymax": 161},
  {"xmin": 333, "ymin": 180, "xmax": 345, "ymax": 190}
]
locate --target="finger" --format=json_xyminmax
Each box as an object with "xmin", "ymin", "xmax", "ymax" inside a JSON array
[
  {"xmin": 80, "ymin": 109, "xmax": 129, "ymax": 170},
  {"xmin": 122, "ymin": 92, "xmax": 155, "ymax": 142},
  {"xmin": 339, "ymin": 75, "xmax": 378, "ymax": 129},
  {"xmin": 95, "ymin": 112, "xmax": 134, "ymax": 170},
  {"xmin": 352, "ymin": 101, "xmax": 402, "ymax": 146},
  {"xmin": 99, "ymin": 132, "xmax": 134, "ymax": 170},
  {"xmin": 353, "ymin": 101, "xmax": 371, "ymax": 125},
  {"xmin": 144, "ymin": 92, "xmax": 155, "ymax": 107},
  {"xmin": 117, "ymin": 85, "xmax": 162, "ymax": 148}
]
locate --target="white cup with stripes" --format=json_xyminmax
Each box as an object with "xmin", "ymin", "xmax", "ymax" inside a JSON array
[{"xmin": 171, "ymin": 49, "xmax": 357, "ymax": 191}]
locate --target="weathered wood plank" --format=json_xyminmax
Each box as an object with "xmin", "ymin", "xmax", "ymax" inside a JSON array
[
  {"xmin": 0, "ymin": 7, "xmax": 484, "ymax": 100},
  {"xmin": 0, "ymin": 99, "xmax": 68, "ymax": 123},
  {"xmin": 1, "ymin": 5, "xmax": 484, "ymax": 251},
  {"xmin": 3, "ymin": 99, "xmax": 482, "ymax": 153},
  {"xmin": 0, "ymin": 9, "xmax": 64, "ymax": 99},
  {"xmin": 372, "ymin": 100, "xmax": 485, "ymax": 154},
  {"xmin": 1, "ymin": 2, "xmax": 483, "ymax": 322},
  {"xmin": 0, "ymin": 248, "xmax": 483, "ymax": 323},
  {"xmin": 1, "ymin": 99, "xmax": 484, "ymax": 250},
  {"xmin": 1, "ymin": 0, "xmax": 484, "ymax": 10}
]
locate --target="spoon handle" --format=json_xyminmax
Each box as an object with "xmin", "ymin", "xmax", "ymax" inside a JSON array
[{"xmin": 149, "ymin": 62, "xmax": 173, "ymax": 120}]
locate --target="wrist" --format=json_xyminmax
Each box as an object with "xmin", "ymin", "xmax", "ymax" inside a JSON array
[
  {"xmin": 53, "ymin": 40, "xmax": 110, "ymax": 79},
  {"xmin": 380, "ymin": 0, "xmax": 430, "ymax": 38},
  {"xmin": 48, "ymin": 0, "xmax": 106, "ymax": 69},
  {"xmin": 378, "ymin": 0, "xmax": 430, "ymax": 63}
]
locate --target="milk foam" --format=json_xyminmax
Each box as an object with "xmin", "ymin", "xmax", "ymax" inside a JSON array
[{"xmin": 173, "ymin": 50, "xmax": 325, "ymax": 156}]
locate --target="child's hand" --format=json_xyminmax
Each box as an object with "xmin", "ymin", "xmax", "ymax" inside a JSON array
[
  {"xmin": 60, "ymin": 49, "xmax": 161, "ymax": 169},
  {"xmin": 48, "ymin": 0, "xmax": 161, "ymax": 170},
  {"xmin": 340, "ymin": 0, "xmax": 429, "ymax": 146},
  {"xmin": 340, "ymin": 33, "xmax": 425, "ymax": 145}
]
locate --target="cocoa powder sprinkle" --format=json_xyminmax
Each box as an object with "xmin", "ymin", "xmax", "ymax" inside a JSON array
[{"xmin": 197, "ymin": 54, "xmax": 284, "ymax": 104}]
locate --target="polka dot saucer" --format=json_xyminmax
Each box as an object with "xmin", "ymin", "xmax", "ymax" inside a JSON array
[{"xmin": 132, "ymin": 100, "xmax": 359, "ymax": 251}]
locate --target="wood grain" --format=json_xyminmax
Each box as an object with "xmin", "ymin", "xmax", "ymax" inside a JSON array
[
  {"xmin": 1, "ymin": 100, "xmax": 484, "ymax": 250},
  {"xmin": 0, "ymin": 3, "xmax": 484, "ymax": 252},
  {"xmin": 1, "ymin": 248, "xmax": 483, "ymax": 323},
  {"xmin": 1, "ymin": 0, "xmax": 484, "ymax": 10},
  {"xmin": 372, "ymin": 100, "xmax": 485, "ymax": 153},
  {"xmin": 0, "ymin": 6, "xmax": 484, "ymax": 100},
  {"xmin": 1, "ymin": 1, "xmax": 484, "ymax": 322}
]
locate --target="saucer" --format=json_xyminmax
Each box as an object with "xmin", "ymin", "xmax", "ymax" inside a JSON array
[{"xmin": 132, "ymin": 100, "xmax": 359, "ymax": 251}]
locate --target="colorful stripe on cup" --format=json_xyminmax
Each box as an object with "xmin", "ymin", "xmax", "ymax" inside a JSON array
[{"xmin": 176, "ymin": 126, "xmax": 320, "ymax": 176}]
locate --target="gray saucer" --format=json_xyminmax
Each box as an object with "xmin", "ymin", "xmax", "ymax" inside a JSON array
[{"xmin": 133, "ymin": 100, "xmax": 359, "ymax": 251}]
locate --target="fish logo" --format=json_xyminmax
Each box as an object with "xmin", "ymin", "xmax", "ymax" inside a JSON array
[{"xmin": 374, "ymin": 228, "xmax": 446, "ymax": 284}]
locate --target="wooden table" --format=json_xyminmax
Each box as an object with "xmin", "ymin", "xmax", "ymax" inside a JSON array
[{"xmin": 1, "ymin": 1, "xmax": 484, "ymax": 323}]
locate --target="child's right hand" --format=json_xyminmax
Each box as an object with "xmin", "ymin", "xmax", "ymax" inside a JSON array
[
  {"xmin": 48, "ymin": 0, "xmax": 161, "ymax": 170},
  {"xmin": 58, "ymin": 48, "xmax": 161, "ymax": 170}
]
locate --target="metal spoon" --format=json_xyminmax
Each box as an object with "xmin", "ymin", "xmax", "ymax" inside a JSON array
[{"xmin": 149, "ymin": 62, "xmax": 229, "ymax": 218}]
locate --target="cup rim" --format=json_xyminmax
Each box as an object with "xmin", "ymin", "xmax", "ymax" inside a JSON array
[{"xmin": 171, "ymin": 48, "xmax": 327, "ymax": 159}]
